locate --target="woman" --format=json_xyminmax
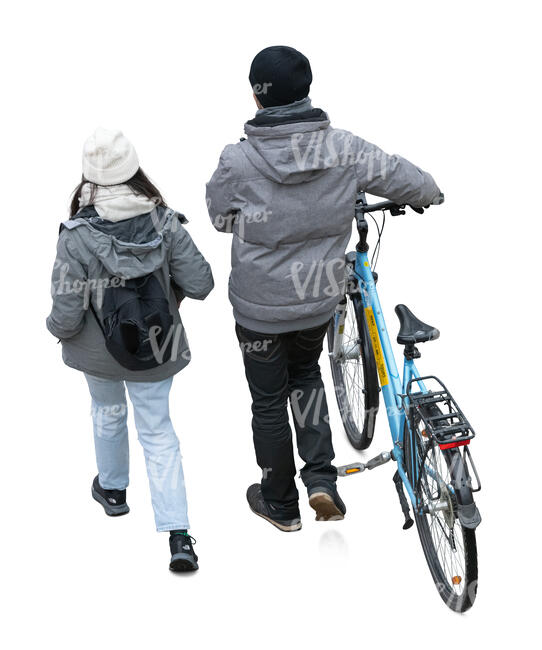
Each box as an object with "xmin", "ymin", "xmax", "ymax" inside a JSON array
[{"xmin": 46, "ymin": 128, "xmax": 214, "ymax": 571}]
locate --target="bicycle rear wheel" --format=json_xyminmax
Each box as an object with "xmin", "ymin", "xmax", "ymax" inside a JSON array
[
  {"xmin": 327, "ymin": 293, "xmax": 379, "ymax": 450},
  {"xmin": 404, "ymin": 411, "xmax": 478, "ymax": 612}
]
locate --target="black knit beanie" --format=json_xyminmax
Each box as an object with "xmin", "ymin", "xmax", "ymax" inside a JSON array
[{"xmin": 249, "ymin": 46, "xmax": 312, "ymax": 108}]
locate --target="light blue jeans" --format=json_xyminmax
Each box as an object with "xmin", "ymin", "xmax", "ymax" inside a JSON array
[{"xmin": 84, "ymin": 374, "xmax": 189, "ymax": 532}]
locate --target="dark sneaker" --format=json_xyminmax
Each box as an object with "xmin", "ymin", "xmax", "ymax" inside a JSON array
[
  {"xmin": 308, "ymin": 486, "xmax": 346, "ymax": 521},
  {"xmin": 91, "ymin": 475, "xmax": 130, "ymax": 516},
  {"xmin": 169, "ymin": 532, "xmax": 199, "ymax": 572},
  {"xmin": 246, "ymin": 484, "xmax": 302, "ymax": 532}
]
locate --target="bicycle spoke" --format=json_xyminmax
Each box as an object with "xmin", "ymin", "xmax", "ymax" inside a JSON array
[{"xmin": 337, "ymin": 300, "xmax": 366, "ymax": 431}]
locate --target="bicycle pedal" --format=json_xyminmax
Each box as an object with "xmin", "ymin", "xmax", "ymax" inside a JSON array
[{"xmin": 337, "ymin": 462, "xmax": 365, "ymax": 477}]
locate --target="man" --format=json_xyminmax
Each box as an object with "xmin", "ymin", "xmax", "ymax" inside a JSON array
[{"xmin": 206, "ymin": 45, "xmax": 441, "ymax": 532}]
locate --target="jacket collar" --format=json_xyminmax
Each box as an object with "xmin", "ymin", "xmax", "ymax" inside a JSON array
[{"xmin": 246, "ymin": 107, "xmax": 328, "ymax": 128}]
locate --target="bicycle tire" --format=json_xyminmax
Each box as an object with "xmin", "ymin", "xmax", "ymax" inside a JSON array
[
  {"xmin": 404, "ymin": 412, "xmax": 478, "ymax": 612},
  {"xmin": 327, "ymin": 292, "xmax": 379, "ymax": 450}
]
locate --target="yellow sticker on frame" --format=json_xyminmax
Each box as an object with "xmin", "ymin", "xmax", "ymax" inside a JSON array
[{"xmin": 364, "ymin": 306, "xmax": 389, "ymax": 386}]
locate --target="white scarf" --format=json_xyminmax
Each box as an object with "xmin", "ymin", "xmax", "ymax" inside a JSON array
[{"xmin": 78, "ymin": 183, "xmax": 158, "ymax": 222}]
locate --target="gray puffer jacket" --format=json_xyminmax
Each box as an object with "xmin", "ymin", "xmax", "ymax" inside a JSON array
[
  {"xmin": 206, "ymin": 108, "xmax": 441, "ymax": 333},
  {"xmin": 46, "ymin": 205, "xmax": 214, "ymax": 381}
]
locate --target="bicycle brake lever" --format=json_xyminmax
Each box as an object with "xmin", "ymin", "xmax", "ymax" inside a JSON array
[{"xmin": 390, "ymin": 206, "xmax": 406, "ymax": 216}]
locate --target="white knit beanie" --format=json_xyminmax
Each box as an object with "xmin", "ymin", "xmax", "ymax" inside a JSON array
[{"xmin": 82, "ymin": 127, "xmax": 139, "ymax": 186}]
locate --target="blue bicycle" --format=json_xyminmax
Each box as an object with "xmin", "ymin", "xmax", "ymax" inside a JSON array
[{"xmin": 328, "ymin": 192, "xmax": 481, "ymax": 612}]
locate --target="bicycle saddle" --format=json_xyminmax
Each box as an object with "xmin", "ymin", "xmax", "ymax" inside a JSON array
[{"xmin": 395, "ymin": 304, "xmax": 440, "ymax": 345}]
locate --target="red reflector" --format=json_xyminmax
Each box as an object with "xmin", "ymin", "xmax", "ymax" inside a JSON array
[{"xmin": 439, "ymin": 440, "xmax": 470, "ymax": 450}]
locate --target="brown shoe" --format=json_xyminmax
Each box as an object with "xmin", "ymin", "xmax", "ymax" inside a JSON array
[{"xmin": 309, "ymin": 488, "xmax": 346, "ymax": 521}]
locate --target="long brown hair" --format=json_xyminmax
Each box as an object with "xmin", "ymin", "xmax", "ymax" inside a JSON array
[{"xmin": 70, "ymin": 168, "xmax": 167, "ymax": 217}]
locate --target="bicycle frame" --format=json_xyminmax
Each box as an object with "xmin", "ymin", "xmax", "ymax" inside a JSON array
[{"xmin": 349, "ymin": 250, "xmax": 425, "ymax": 505}]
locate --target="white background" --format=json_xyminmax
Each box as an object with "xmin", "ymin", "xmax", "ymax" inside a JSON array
[{"xmin": 1, "ymin": 0, "xmax": 540, "ymax": 647}]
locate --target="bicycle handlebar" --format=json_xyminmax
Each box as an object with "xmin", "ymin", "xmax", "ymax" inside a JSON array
[
  {"xmin": 354, "ymin": 192, "xmax": 445, "ymax": 253},
  {"xmin": 358, "ymin": 200, "xmax": 400, "ymax": 214},
  {"xmin": 357, "ymin": 193, "xmax": 445, "ymax": 216}
]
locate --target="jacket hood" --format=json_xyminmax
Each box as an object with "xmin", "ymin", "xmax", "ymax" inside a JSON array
[
  {"xmin": 63, "ymin": 206, "xmax": 185, "ymax": 279},
  {"xmin": 242, "ymin": 109, "xmax": 334, "ymax": 185}
]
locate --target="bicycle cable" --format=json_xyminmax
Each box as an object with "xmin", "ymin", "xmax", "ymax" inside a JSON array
[{"xmin": 368, "ymin": 209, "xmax": 386, "ymax": 271}]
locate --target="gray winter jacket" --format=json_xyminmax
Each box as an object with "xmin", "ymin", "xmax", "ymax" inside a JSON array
[
  {"xmin": 46, "ymin": 205, "xmax": 214, "ymax": 381},
  {"xmin": 206, "ymin": 108, "xmax": 441, "ymax": 333}
]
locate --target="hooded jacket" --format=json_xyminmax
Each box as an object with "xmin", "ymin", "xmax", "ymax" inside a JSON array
[
  {"xmin": 46, "ymin": 205, "xmax": 214, "ymax": 381},
  {"xmin": 206, "ymin": 107, "xmax": 441, "ymax": 333}
]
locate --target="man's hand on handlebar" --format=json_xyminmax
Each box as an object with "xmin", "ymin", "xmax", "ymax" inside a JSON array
[{"xmin": 409, "ymin": 192, "xmax": 445, "ymax": 214}]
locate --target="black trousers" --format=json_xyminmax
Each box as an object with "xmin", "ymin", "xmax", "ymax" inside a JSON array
[{"xmin": 235, "ymin": 321, "xmax": 337, "ymax": 520}]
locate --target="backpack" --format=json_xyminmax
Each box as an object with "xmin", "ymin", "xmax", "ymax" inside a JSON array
[{"xmin": 90, "ymin": 273, "xmax": 174, "ymax": 371}]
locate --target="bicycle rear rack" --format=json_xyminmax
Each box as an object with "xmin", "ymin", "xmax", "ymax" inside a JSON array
[
  {"xmin": 336, "ymin": 376, "xmax": 481, "ymax": 533},
  {"xmin": 406, "ymin": 376, "xmax": 475, "ymax": 449}
]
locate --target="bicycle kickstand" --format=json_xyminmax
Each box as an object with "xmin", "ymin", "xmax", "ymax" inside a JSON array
[{"xmin": 392, "ymin": 470, "xmax": 414, "ymax": 530}]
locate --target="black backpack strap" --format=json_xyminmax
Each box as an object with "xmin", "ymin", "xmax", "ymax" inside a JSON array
[
  {"xmin": 163, "ymin": 210, "xmax": 188, "ymax": 239},
  {"xmin": 164, "ymin": 208, "xmax": 188, "ymax": 224},
  {"xmin": 88, "ymin": 300, "xmax": 107, "ymax": 338}
]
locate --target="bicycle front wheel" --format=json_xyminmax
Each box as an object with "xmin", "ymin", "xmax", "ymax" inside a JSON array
[
  {"xmin": 327, "ymin": 293, "xmax": 379, "ymax": 450},
  {"xmin": 404, "ymin": 413, "xmax": 478, "ymax": 612}
]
